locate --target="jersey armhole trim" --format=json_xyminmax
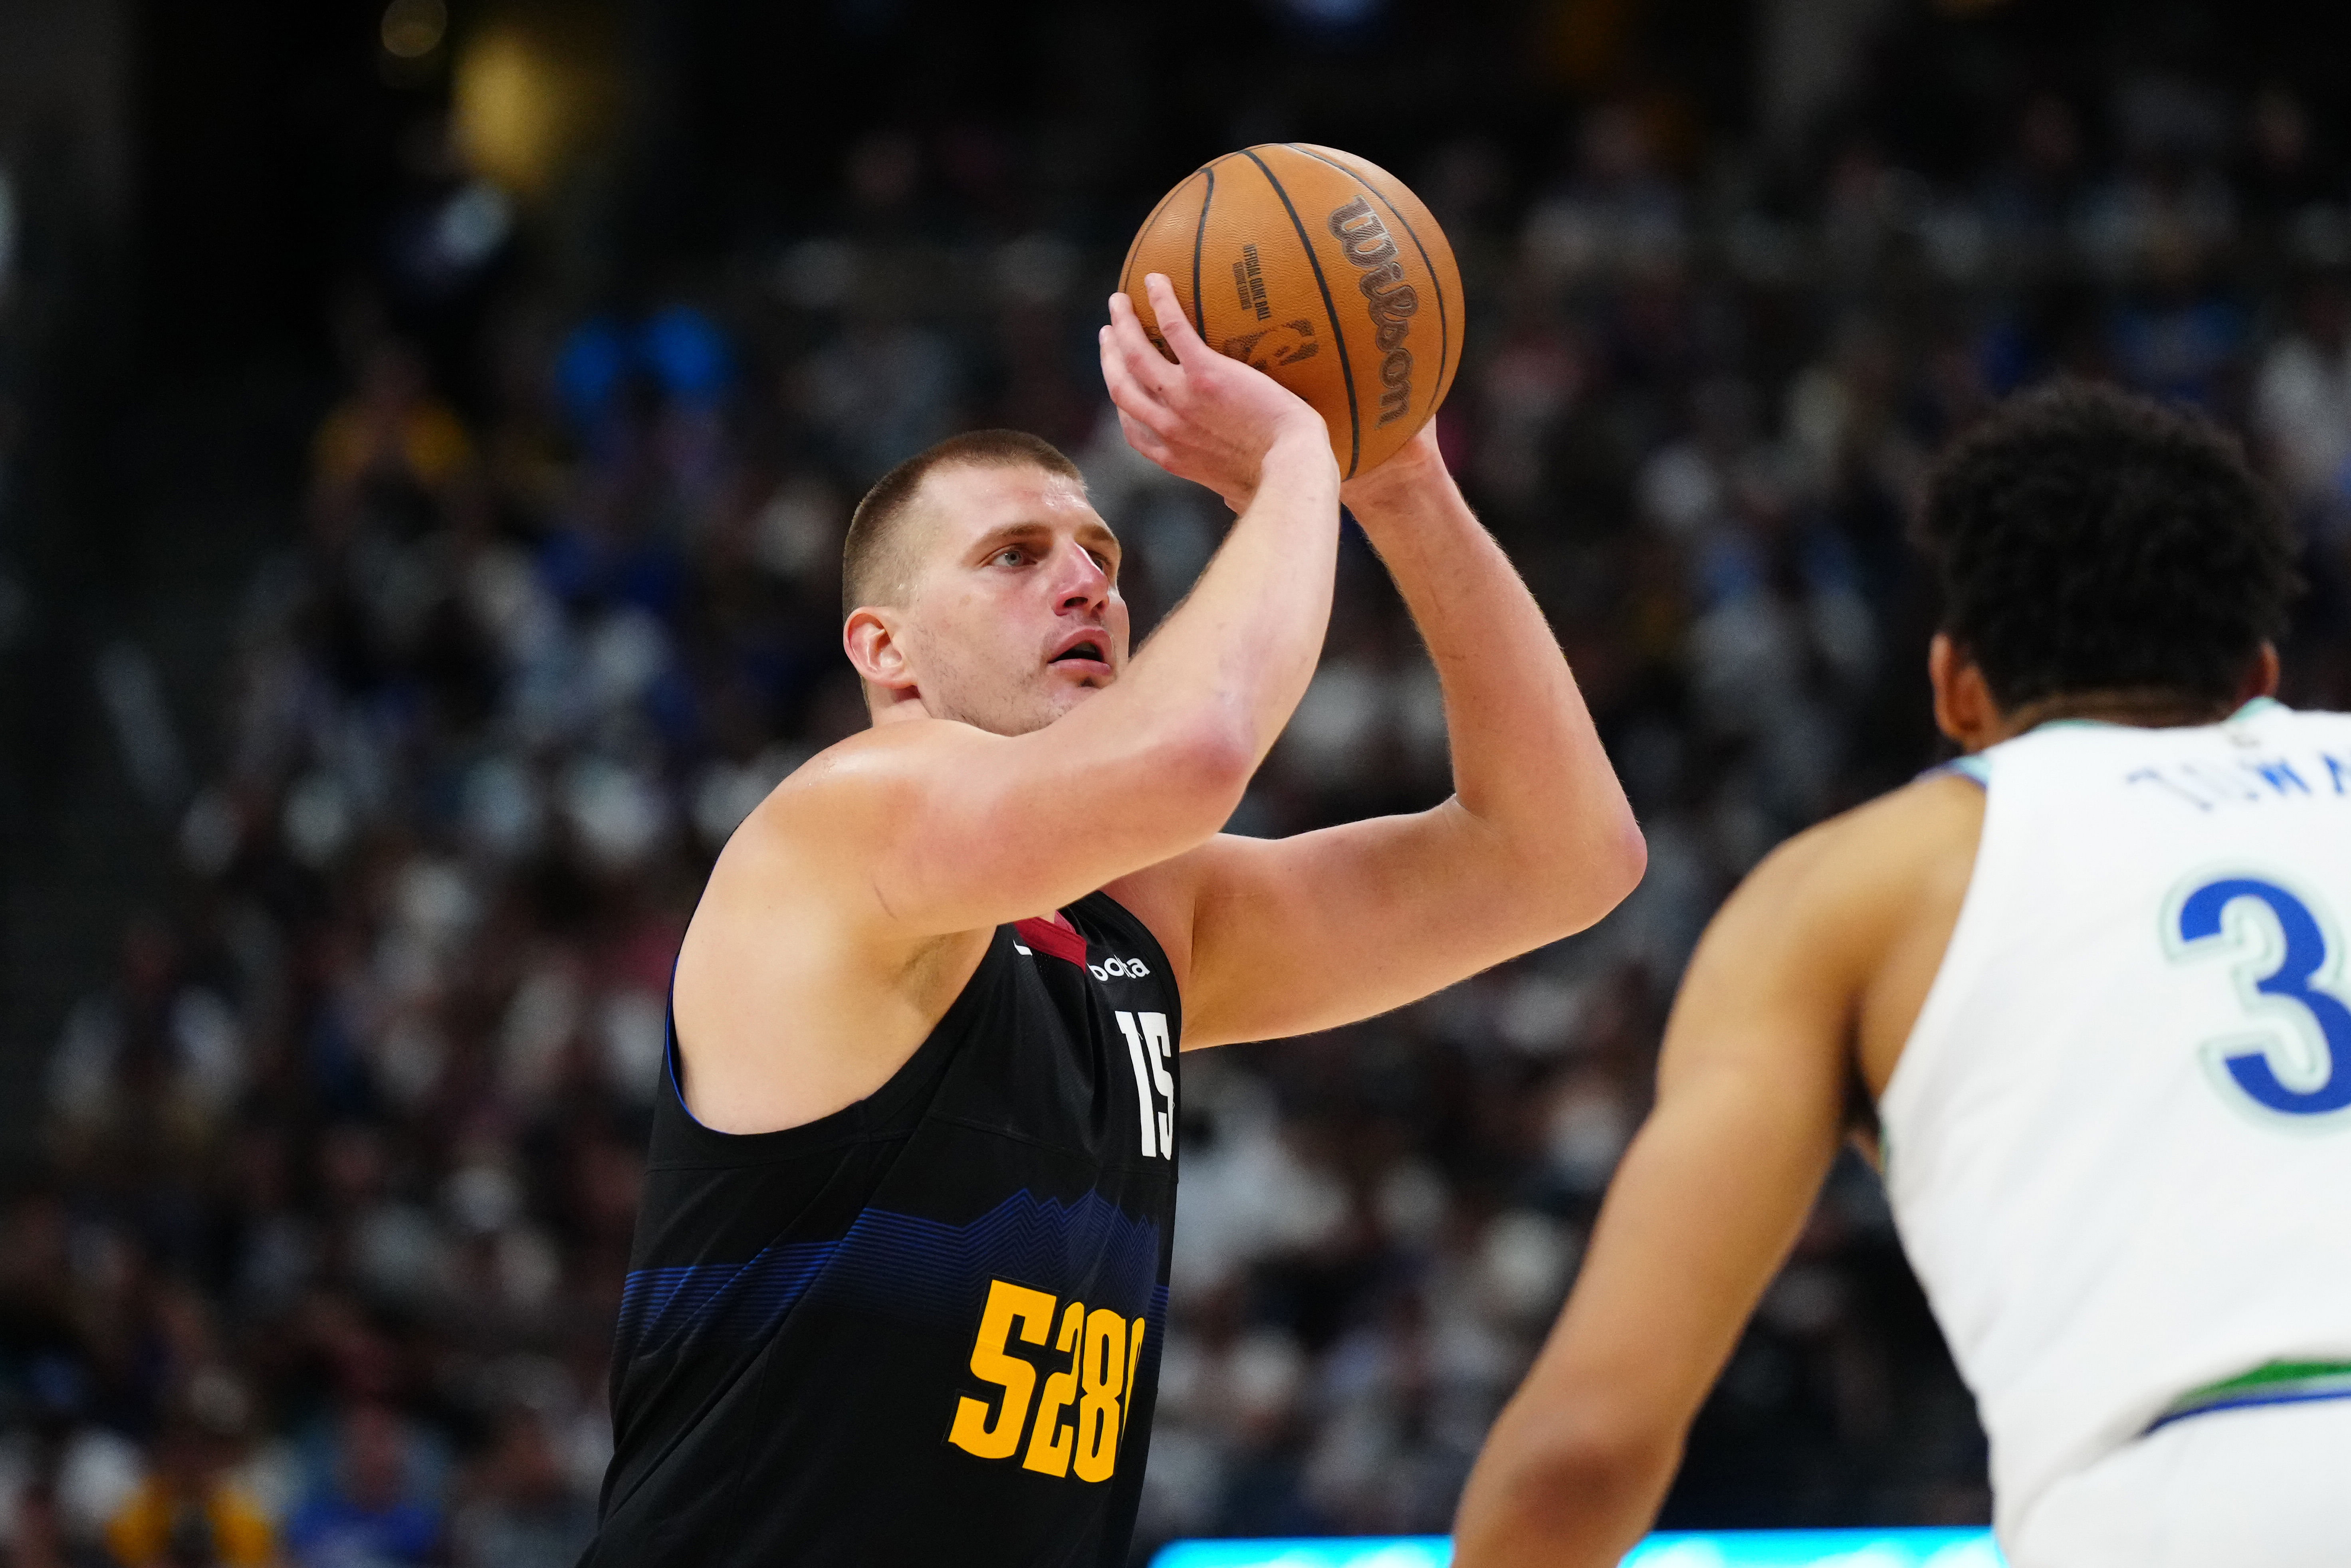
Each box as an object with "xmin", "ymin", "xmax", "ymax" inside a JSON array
[{"xmin": 1933, "ymin": 755, "xmax": 1991, "ymax": 790}]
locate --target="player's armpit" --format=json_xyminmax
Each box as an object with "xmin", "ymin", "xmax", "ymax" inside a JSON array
[{"xmin": 1450, "ymin": 837, "xmax": 1863, "ymax": 1568}]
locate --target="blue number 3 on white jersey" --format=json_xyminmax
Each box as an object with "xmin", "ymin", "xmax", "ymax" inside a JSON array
[{"xmin": 2166, "ymin": 874, "xmax": 2351, "ymax": 1122}]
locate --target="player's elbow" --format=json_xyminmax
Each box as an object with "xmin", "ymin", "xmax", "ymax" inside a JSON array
[
  {"xmin": 1522, "ymin": 806, "xmax": 1647, "ymax": 940},
  {"xmin": 1456, "ymin": 1407, "xmax": 1678, "ymax": 1568},
  {"xmin": 1518, "ymin": 1407, "xmax": 1675, "ymax": 1501},
  {"xmin": 1136, "ymin": 715, "xmax": 1257, "ymax": 841},
  {"xmin": 1590, "ymin": 812, "xmax": 1648, "ymax": 911}
]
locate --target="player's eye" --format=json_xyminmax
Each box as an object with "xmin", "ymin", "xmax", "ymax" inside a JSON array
[{"xmin": 989, "ymin": 547, "xmax": 1027, "ymax": 567}]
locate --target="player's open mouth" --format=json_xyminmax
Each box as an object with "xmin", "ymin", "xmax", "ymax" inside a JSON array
[{"xmin": 1051, "ymin": 639, "xmax": 1106, "ymax": 667}]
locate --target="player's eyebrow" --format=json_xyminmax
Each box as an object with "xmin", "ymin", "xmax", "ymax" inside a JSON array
[
  {"xmin": 1075, "ymin": 521, "xmax": 1123, "ymax": 569},
  {"xmin": 969, "ymin": 520, "xmax": 1052, "ymax": 557},
  {"xmin": 971, "ymin": 519, "xmax": 1123, "ymax": 574}
]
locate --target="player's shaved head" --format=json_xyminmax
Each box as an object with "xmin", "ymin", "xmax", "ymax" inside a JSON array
[{"xmin": 842, "ymin": 430, "xmax": 1088, "ymax": 618}]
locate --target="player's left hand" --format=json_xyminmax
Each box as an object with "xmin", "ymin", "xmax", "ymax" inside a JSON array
[{"xmin": 1100, "ymin": 273, "xmax": 1328, "ymax": 511}]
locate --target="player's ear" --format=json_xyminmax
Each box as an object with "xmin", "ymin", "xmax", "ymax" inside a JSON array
[
  {"xmin": 844, "ymin": 608, "xmax": 917, "ymax": 697},
  {"xmin": 1929, "ymin": 632, "xmax": 2000, "ymax": 750},
  {"xmin": 2243, "ymin": 642, "xmax": 2282, "ymax": 701}
]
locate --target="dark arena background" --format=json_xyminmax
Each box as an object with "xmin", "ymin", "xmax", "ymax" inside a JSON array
[{"xmin": 4, "ymin": 0, "xmax": 2351, "ymax": 1562}]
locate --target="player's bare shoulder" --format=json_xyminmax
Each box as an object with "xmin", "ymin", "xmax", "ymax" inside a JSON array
[
  {"xmin": 678, "ymin": 723, "xmax": 982, "ymax": 1039},
  {"xmin": 1736, "ymin": 770, "xmax": 1988, "ymax": 1092},
  {"xmin": 706, "ymin": 719, "xmax": 990, "ymax": 922},
  {"xmin": 1689, "ymin": 770, "xmax": 1987, "ymax": 1055},
  {"xmin": 1758, "ymin": 767, "xmax": 1985, "ymax": 913}
]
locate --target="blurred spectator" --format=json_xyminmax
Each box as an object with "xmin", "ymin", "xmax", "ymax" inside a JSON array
[
  {"xmin": 7, "ymin": 1481, "xmax": 111, "ymax": 1568},
  {"xmin": 279, "ymin": 1405, "xmax": 438, "ymax": 1568},
  {"xmin": 2256, "ymin": 272, "xmax": 2351, "ymax": 515},
  {"xmin": 447, "ymin": 1408, "xmax": 594, "ymax": 1568},
  {"xmin": 309, "ymin": 342, "xmax": 476, "ymax": 534},
  {"xmin": 101, "ymin": 1376, "xmax": 276, "ymax": 1568}
]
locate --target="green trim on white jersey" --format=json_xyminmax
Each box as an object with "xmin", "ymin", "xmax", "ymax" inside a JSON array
[{"xmin": 2151, "ymin": 1360, "xmax": 2351, "ymax": 1432}]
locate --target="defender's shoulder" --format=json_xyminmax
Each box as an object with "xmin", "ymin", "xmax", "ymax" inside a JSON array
[
  {"xmin": 1732, "ymin": 771, "xmax": 1986, "ymax": 936},
  {"xmin": 1824, "ymin": 767, "xmax": 1987, "ymax": 857}
]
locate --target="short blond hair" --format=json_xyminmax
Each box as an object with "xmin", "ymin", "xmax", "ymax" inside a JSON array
[{"xmin": 841, "ymin": 430, "xmax": 1086, "ymax": 618}]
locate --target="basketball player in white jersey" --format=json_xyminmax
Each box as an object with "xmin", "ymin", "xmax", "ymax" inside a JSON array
[{"xmin": 1452, "ymin": 383, "xmax": 2346, "ymax": 1566}]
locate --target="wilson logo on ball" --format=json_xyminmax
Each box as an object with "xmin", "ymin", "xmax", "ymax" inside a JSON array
[
  {"xmin": 1328, "ymin": 197, "xmax": 1419, "ymax": 426},
  {"xmin": 1121, "ymin": 142, "xmax": 1460, "ymax": 478}
]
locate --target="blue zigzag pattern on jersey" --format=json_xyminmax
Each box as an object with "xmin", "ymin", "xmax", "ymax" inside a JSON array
[{"xmin": 616, "ymin": 1188, "xmax": 1163, "ymax": 1357}]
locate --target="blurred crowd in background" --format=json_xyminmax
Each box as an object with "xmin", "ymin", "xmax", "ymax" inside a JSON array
[{"xmin": 10, "ymin": 3, "xmax": 2351, "ymax": 1564}]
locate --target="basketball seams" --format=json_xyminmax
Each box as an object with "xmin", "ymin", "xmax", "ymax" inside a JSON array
[
  {"xmin": 1125, "ymin": 170, "xmax": 1212, "ymax": 358},
  {"xmin": 1240, "ymin": 145, "xmax": 1362, "ymax": 478},
  {"xmin": 1120, "ymin": 172, "xmax": 1193, "ymax": 303},
  {"xmin": 1285, "ymin": 143, "xmax": 1455, "ymax": 430},
  {"xmin": 1191, "ymin": 163, "xmax": 1216, "ymax": 348}
]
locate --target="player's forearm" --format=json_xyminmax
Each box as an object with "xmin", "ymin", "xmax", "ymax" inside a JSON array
[
  {"xmin": 963, "ymin": 431, "xmax": 1337, "ymax": 897},
  {"xmin": 1085, "ymin": 277, "xmax": 1342, "ymax": 799},
  {"xmin": 1347, "ymin": 462, "xmax": 1642, "ymax": 926},
  {"xmin": 1451, "ymin": 1407, "xmax": 1678, "ymax": 1568},
  {"xmin": 1111, "ymin": 428, "xmax": 1340, "ymax": 766}
]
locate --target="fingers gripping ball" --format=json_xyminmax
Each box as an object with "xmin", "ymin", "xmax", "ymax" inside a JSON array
[{"xmin": 1120, "ymin": 143, "xmax": 1463, "ymax": 480}]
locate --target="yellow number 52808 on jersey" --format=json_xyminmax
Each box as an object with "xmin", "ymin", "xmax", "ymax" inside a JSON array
[{"xmin": 947, "ymin": 1278, "xmax": 1148, "ymax": 1482}]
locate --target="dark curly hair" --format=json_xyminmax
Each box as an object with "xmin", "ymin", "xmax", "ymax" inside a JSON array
[{"xmin": 1917, "ymin": 381, "xmax": 2297, "ymax": 712}]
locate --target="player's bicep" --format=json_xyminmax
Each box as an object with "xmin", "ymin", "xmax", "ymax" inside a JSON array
[
  {"xmin": 1175, "ymin": 802, "xmax": 1614, "ymax": 1047},
  {"xmin": 1171, "ymin": 814, "xmax": 1489, "ymax": 1047}
]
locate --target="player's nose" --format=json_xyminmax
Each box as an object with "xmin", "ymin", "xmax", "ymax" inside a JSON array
[{"xmin": 1051, "ymin": 540, "xmax": 1111, "ymax": 612}]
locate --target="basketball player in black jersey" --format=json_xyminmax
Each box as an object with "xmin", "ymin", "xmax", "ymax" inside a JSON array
[{"xmin": 581, "ymin": 274, "xmax": 1646, "ymax": 1567}]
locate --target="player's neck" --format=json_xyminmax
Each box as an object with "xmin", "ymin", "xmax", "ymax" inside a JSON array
[{"xmin": 1993, "ymin": 687, "xmax": 2243, "ymax": 740}]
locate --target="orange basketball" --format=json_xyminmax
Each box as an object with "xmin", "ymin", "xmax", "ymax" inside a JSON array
[{"xmin": 1120, "ymin": 143, "xmax": 1464, "ymax": 481}]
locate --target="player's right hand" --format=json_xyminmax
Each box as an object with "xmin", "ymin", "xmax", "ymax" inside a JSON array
[{"xmin": 1100, "ymin": 273, "xmax": 1330, "ymax": 511}]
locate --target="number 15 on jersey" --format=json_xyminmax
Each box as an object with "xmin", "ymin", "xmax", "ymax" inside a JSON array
[{"xmin": 1115, "ymin": 1010, "xmax": 1174, "ymax": 1159}]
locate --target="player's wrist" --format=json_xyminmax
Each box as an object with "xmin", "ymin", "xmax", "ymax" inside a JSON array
[
  {"xmin": 1258, "ymin": 420, "xmax": 1340, "ymax": 487},
  {"xmin": 1217, "ymin": 424, "xmax": 1335, "ymax": 513},
  {"xmin": 1339, "ymin": 423, "xmax": 1451, "ymax": 521}
]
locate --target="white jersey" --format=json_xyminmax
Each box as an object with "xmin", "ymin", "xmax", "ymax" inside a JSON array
[{"xmin": 1881, "ymin": 699, "xmax": 2351, "ymax": 1548}]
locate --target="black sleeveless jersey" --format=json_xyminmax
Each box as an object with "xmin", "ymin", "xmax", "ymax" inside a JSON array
[{"xmin": 582, "ymin": 892, "xmax": 1181, "ymax": 1568}]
